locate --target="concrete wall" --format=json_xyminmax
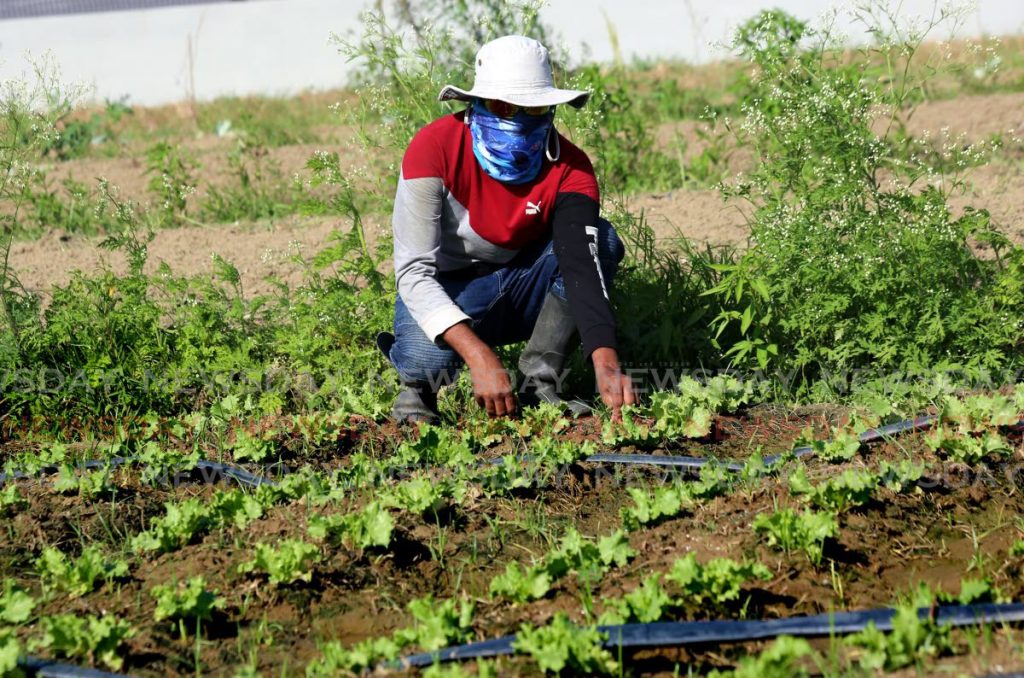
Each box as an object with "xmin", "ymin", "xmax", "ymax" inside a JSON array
[{"xmin": 1, "ymin": 0, "xmax": 1022, "ymax": 107}]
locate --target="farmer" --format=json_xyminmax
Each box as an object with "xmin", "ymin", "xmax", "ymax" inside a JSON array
[{"xmin": 376, "ymin": 35, "xmax": 634, "ymax": 423}]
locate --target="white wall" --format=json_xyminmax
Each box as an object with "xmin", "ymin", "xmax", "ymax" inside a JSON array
[{"xmin": 1, "ymin": 0, "xmax": 1022, "ymax": 107}]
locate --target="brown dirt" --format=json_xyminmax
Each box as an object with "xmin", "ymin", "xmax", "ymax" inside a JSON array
[
  {"xmin": 9, "ymin": 213, "xmax": 391, "ymax": 301},
  {"xmin": 4, "ymin": 413, "xmax": 1024, "ymax": 675},
  {"xmin": 11, "ymin": 90, "xmax": 1024, "ymax": 299}
]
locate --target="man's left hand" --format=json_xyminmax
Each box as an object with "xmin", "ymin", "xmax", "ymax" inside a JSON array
[{"xmin": 591, "ymin": 347, "xmax": 634, "ymax": 420}]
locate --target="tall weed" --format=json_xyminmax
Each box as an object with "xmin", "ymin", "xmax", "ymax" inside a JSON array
[{"xmin": 706, "ymin": 7, "xmax": 1024, "ymax": 386}]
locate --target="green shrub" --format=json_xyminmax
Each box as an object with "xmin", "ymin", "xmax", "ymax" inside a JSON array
[{"xmin": 705, "ymin": 7, "xmax": 1024, "ymax": 385}]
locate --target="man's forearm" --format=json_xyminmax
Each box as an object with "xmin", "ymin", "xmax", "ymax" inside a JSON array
[
  {"xmin": 443, "ymin": 321, "xmax": 517, "ymax": 416},
  {"xmin": 441, "ymin": 321, "xmax": 491, "ymax": 367}
]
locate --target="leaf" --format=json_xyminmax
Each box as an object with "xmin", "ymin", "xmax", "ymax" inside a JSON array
[
  {"xmin": 1, "ymin": 580, "xmax": 35, "ymax": 624},
  {"xmin": 597, "ymin": 531, "xmax": 635, "ymax": 568},
  {"xmin": 513, "ymin": 614, "xmax": 616, "ymax": 675},
  {"xmin": 740, "ymin": 304, "xmax": 754, "ymax": 334},
  {"xmin": 489, "ymin": 562, "xmax": 551, "ymax": 603}
]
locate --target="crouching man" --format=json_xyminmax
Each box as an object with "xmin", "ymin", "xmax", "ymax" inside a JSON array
[{"xmin": 377, "ymin": 35, "xmax": 634, "ymax": 422}]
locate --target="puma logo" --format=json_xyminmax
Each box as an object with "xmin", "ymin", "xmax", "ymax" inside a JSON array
[{"xmin": 525, "ymin": 200, "xmax": 542, "ymax": 215}]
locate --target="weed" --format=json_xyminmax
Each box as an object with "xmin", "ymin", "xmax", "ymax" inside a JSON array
[
  {"xmin": 145, "ymin": 141, "xmax": 198, "ymax": 226},
  {"xmin": 706, "ymin": 7, "xmax": 1024, "ymax": 383}
]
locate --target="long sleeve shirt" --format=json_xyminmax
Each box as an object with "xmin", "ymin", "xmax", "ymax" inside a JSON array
[{"xmin": 392, "ymin": 111, "xmax": 617, "ymax": 357}]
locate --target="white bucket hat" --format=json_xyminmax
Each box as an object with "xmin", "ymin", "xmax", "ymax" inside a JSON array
[{"xmin": 438, "ymin": 35, "xmax": 590, "ymax": 109}]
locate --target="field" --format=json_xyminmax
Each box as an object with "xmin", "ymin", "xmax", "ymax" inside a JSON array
[{"xmin": 3, "ymin": 2, "xmax": 1024, "ymax": 676}]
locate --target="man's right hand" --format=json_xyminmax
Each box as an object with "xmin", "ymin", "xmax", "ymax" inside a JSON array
[{"xmin": 441, "ymin": 322, "xmax": 517, "ymax": 417}]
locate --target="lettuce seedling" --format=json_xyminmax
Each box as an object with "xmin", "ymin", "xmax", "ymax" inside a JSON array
[
  {"xmin": 240, "ymin": 540, "xmax": 321, "ymax": 585},
  {"xmin": 598, "ymin": 574, "xmax": 672, "ymax": 625},
  {"xmin": 620, "ymin": 485, "xmax": 688, "ymax": 531},
  {"xmin": 709, "ymin": 635, "xmax": 815, "ymax": 677},
  {"xmin": 151, "ymin": 576, "xmax": 223, "ymax": 625},
  {"xmin": 753, "ymin": 508, "xmax": 838, "ymax": 566},
  {"xmin": 846, "ymin": 604, "xmax": 951, "ymax": 671},
  {"xmin": 36, "ymin": 546, "xmax": 128, "ymax": 597},
  {"xmin": 795, "ymin": 427, "xmax": 861, "ymax": 462},
  {"xmin": 514, "ymin": 613, "xmax": 617, "ymax": 675},
  {"xmin": 667, "ymin": 553, "xmax": 772, "ymax": 608},
  {"xmin": 489, "ymin": 561, "xmax": 551, "ymax": 603},
  {"xmin": 1, "ymin": 579, "xmax": 34, "ymax": 624},
  {"xmin": 0, "ymin": 630, "xmax": 20, "ymax": 675},
  {"xmin": 131, "ymin": 497, "xmax": 214, "ymax": 554},
  {"xmin": 789, "ymin": 467, "xmax": 878, "ymax": 512},
  {"xmin": 924, "ymin": 427, "xmax": 1012, "ymax": 464},
  {"xmin": 940, "ymin": 392, "xmax": 1019, "ymax": 434},
  {"xmin": 878, "ymin": 459, "xmax": 924, "ymax": 492},
  {"xmin": 307, "ymin": 501, "xmax": 394, "ymax": 550},
  {"xmin": 395, "ymin": 596, "xmax": 475, "ymax": 652},
  {"xmin": 31, "ymin": 614, "xmax": 135, "ymax": 671}
]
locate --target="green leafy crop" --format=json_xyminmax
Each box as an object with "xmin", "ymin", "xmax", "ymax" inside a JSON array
[
  {"xmin": 381, "ymin": 475, "xmax": 467, "ymax": 519},
  {"xmin": 795, "ymin": 427, "xmax": 861, "ymax": 463},
  {"xmin": 151, "ymin": 576, "xmax": 223, "ymax": 626},
  {"xmin": 36, "ymin": 546, "xmax": 128, "ymax": 598},
  {"xmin": 394, "ymin": 596, "xmax": 475, "ymax": 652},
  {"xmin": 650, "ymin": 375, "xmax": 754, "ymax": 439},
  {"xmin": 306, "ymin": 595, "xmax": 474, "ymax": 674},
  {"xmin": 489, "ymin": 561, "xmax": 552, "ymax": 604},
  {"xmin": 939, "ymin": 392, "xmax": 1020, "ymax": 434},
  {"xmin": 598, "ymin": 575, "xmax": 672, "ymax": 625},
  {"xmin": 846, "ymin": 605, "xmax": 951, "ymax": 671},
  {"xmin": 30, "ymin": 614, "xmax": 135, "ymax": 671},
  {"xmin": 788, "ymin": 467, "xmax": 878, "ymax": 512},
  {"xmin": 620, "ymin": 485, "xmax": 688, "ymax": 531},
  {"xmin": 1, "ymin": 579, "xmax": 35, "ymax": 624},
  {"xmin": 131, "ymin": 497, "xmax": 213, "ymax": 554},
  {"xmin": 307, "ymin": 501, "xmax": 394, "ymax": 550},
  {"xmin": 924, "ymin": 427, "xmax": 1012, "ymax": 464},
  {"xmin": 709, "ymin": 635, "xmax": 815, "ymax": 678},
  {"xmin": 240, "ymin": 540, "xmax": 321, "ymax": 585},
  {"xmin": 878, "ymin": 459, "xmax": 925, "ymax": 492},
  {"xmin": 0, "ymin": 629, "xmax": 20, "ymax": 676},
  {"xmin": 753, "ymin": 508, "xmax": 838, "ymax": 566},
  {"xmin": 666, "ymin": 553, "xmax": 773, "ymax": 608},
  {"xmin": 514, "ymin": 613, "xmax": 617, "ymax": 675}
]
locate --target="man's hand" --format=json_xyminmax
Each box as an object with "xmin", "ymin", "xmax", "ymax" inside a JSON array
[
  {"xmin": 441, "ymin": 322, "xmax": 517, "ymax": 418},
  {"xmin": 591, "ymin": 347, "xmax": 634, "ymax": 420}
]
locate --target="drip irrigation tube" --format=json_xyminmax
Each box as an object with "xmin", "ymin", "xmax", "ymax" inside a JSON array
[
  {"xmin": 17, "ymin": 655, "xmax": 128, "ymax": 677},
  {"xmin": 0, "ymin": 456, "xmax": 277, "ymax": 489},
  {"xmin": 581, "ymin": 416, "xmax": 1024, "ymax": 472},
  {"xmin": 398, "ymin": 601, "xmax": 1024, "ymax": 668},
  {"xmin": 581, "ymin": 415, "xmax": 944, "ymax": 471}
]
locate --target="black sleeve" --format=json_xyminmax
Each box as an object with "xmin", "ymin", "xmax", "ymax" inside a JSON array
[{"xmin": 551, "ymin": 192, "xmax": 618, "ymax": 358}]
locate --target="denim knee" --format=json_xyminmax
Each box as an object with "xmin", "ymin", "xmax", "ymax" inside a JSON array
[{"xmin": 389, "ymin": 297, "xmax": 463, "ymax": 387}]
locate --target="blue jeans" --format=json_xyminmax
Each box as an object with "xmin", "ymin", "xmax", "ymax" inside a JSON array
[{"xmin": 388, "ymin": 218, "xmax": 624, "ymax": 386}]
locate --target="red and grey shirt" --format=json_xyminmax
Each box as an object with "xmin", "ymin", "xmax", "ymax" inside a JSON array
[{"xmin": 393, "ymin": 110, "xmax": 616, "ymax": 357}]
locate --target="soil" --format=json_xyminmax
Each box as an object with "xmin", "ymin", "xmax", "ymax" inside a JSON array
[
  {"xmin": 3, "ymin": 413, "xmax": 1023, "ymax": 675},
  {"xmin": 11, "ymin": 90, "xmax": 1024, "ymax": 301}
]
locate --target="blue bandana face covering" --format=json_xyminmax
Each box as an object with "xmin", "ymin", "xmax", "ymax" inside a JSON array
[{"xmin": 468, "ymin": 99, "xmax": 554, "ymax": 184}]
